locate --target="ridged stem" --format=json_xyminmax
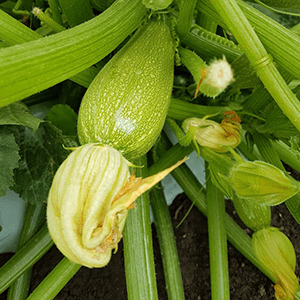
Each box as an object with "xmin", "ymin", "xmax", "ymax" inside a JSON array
[
  {"xmin": 150, "ymin": 186, "xmax": 185, "ymax": 300},
  {"xmin": 0, "ymin": 0, "xmax": 146, "ymax": 106},
  {"xmin": 32, "ymin": 7, "xmax": 65, "ymax": 32},
  {"xmin": 47, "ymin": 0, "xmax": 63, "ymax": 25},
  {"xmin": 168, "ymin": 98, "xmax": 229, "ymax": 121},
  {"xmin": 183, "ymin": 24, "xmax": 242, "ymax": 62},
  {"xmin": 7, "ymin": 203, "xmax": 46, "ymax": 300},
  {"xmin": 123, "ymin": 155, "xmax": 158, "ymax": 300},
  {"xmin": 206, "ymin": 164, "xmax": 230, "ymax": 300},
  {"xmin": 197, "ymin": 0, "xmax": 300, "ymax": 79},
  {"xmin": 26, "ymin": 258, "xmax": 81, "ymax": 300},
  {"xmin": 252, "ymin": 131, "xmax": 300, "ymax": 224},
  {"xmin": 203, "ymin": 0, "xmax": 300, "ymax": 134},
  {"xmin": 151, "ymin": 131, "xmax": 275, "ymax": 282},
  {"xmin": 176, "ymin": 0, "xmax": 198, "ymax": 41},
  {"xmin": 0, "ymin": 224, "xmax": 53, "ymax": 294}
]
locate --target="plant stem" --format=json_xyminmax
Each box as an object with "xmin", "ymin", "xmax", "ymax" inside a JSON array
[
  {"xmin": 7, "ymin": 203, "xmax": 46, "ymax": 300},
  {"xmin": 273, "ymin": 141, "xmax": 300, "ymax": 173},
  {"xmin": 168, "ymin": 98, "xmax": 228, "ymax": 121},
  {"xmin": 206, "ymin": 164, "xmax": 230, "ymax": 300},
  {"xmin": 152, "ymin": 132, "xmax": 275, "ymax": 282},
  {"xmin": 252, "ymin": 131, "xmax": 300, "ymax": 224},
  {"xmin": 205, "ymin": 0, "xmax": 300, "ymax": 134},
  {"xmin": 196, "ymin": 13, "xmax": 217, "ymax": 32},
  {"xmin": 197, "ymin": 0, "xmax": 300, "ymax": 80},
  {"xmin": 26, "ymin": 258, "xmax": 81, "ymax": 300},
  {"xmin": 183, "ymin": 24, "xmax": 242, "ymax": 62},
  {"xmin": 150, "ymin": 186, "xmax": 185, "ymax": 300},
  {"xmin": 47, "ymin": 0, "xmax": 63, "ymax": 25},
  {"xmin": 176, "ymin": 0, "xmax": 198, "ymax": 41},
  {"xmin": 0, "ymin": 0, "xmax": 146, "ymax": 107},
  {"xmin": 0, "ymin": 224, "xmax": 53, "ymax": 294},
  {"xmin": 32, "ymin": 7, "xmax": 65, "ymax": 32},
  {"xmin": 123, "ymin": 155, "xmax": 158, "ymax": 300}
]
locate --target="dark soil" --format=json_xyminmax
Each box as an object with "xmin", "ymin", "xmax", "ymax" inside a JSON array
[{"xmin": 1, "ymin": 189, "xmax": 299, "ymax": 300}]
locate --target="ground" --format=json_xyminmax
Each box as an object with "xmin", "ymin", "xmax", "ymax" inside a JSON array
[{"xmin": 1, "ymin": 188, "xmax": 299, "ymax": 299}]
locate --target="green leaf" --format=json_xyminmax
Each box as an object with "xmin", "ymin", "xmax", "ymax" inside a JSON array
[
  {"xmin": 0, "ymin": 128, "xmax": 20, "ymax": 196},
  {"xmin": 12, "ymin": 122, "xmax": 69, "ymax": 204},
  {"xmin": 0, "ymin": 102, "xmax": 43, "ymax": 132},
  {"xmin": 45, "ymin": 104, "xmax": 77, "ymax": 136}
]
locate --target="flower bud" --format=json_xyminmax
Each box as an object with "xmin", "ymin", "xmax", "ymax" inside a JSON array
[
  {"xmin": 231, "ymin": 195, "xmax": 271, "ymax": 231},
  {"xmin": 252, "ymin": 227, "xmax": 299, "ymax": 299},
  {"xmin": 47, "ymin": 143, "xmax": 185, "ymax": 268},
  {"xmin": 182, "ymin": 111, "xmax": 241, "ymax": 153},
  {"xmin": 229, "ymin": 159, "xmax": 300, "ymax": 205},
  {"xmin": 199, "ymin": 57, "xmax": 234, "ymax": 98}
]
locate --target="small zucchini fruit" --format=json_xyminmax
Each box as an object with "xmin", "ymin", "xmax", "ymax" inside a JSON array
[{"xmin": 77, "ymin": 20, "xmax": 175, "ymax": 160}]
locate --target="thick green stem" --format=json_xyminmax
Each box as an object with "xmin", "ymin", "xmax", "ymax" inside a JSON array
[
  {"xmin": 7, "ymin": 203, "xmax": 46, "ymax": 300},
  {"xmin": 0, "ymin": 224, "xmax": 53, "ymax": 294},
  {"xmin": 26, "ymin": 258, "xmax": 81, "ymax": 300},
  {"xmin": 151, "ymin": 132, "xmax": 275, "ymax": 282},
  {"xmin": 47, "ymin": 0, "xmax": 63, "ymax": 25},
  {"xmin": 32, "ymin": 7, "xmax": 65, "ymax": 32},
  {"xmin": 196, "ymin": 13, "xmax": 217, "ymax": 32},
  {"xmin": 0, "ymin": 0, "xmax": 146, "ymax": 107},
  {"xmin": 168, "ymin": 98, "xmax": 229, "ymax": 121},
  {"xmin": 252, "ymin": 131, "xmax": 300, "ymax": 224},
  {"xmin": 205, "ymin": 0, "xmax": 300, "ymax": 134},
  {"xmin": 123, "ymin": 156, "xmax": 158, "ymax": 300},
  {"xmin": 273, "ymin": 141, "xmax": 300, "ymax": 174},
  {"xmin": 206, "ymin": 164, "xmax": 230, "ymax": 300},
  {"xmin": 197, "ymin": 0, "xmax": 300, "ymax": 80},
  {"xmin": 150, "ymin": 186, "xmax": 185, "ymax": 300},
  {"xmin": 183, "ymin": 24, "xmax": 242, "ymax": 62},
  {"xmin": 176, "ymin": 0, "xmax": 197, "ymax": 41}
]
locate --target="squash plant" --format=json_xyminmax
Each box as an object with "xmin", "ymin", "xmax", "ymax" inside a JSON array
[{"xmin": 1, "ymin": 0, "xmax": 300, "ymax": 299}]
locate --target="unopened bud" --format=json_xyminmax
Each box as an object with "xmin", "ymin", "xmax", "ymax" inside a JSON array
[
  {"xmin": 182, "ymin": 111, "xmax": 241, "ymax": 153},
  {"xmin": 47, "ymin": 143, "xmax": 185, "ymax": 268},
  {"xmin": 229, "ymin": 158, "xmax": 300, "ymax": 205},
  {"xmin": 199, "ymin": 57, "xmax": 234, "ymax": 98},
  {"xmin": 252, "ymin": 227, "xmax": 299, "ymax": 299}
]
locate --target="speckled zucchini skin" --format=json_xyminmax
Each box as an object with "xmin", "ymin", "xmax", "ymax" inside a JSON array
[{"xmin": 77, "ymin": 21, "xmax": 175, "ymax": 160}]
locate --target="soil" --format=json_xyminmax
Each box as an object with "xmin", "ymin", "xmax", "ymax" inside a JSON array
[{"xmin": 1, "ymin": 188, "xmax": 299, "ymax": 300}]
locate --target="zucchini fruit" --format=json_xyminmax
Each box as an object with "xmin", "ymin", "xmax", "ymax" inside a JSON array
[{"xmin": 77, "ymin": 20, "xmax": 175, "ymax": 160}]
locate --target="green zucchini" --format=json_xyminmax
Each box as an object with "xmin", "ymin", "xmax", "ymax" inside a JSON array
[{"xmin": 77, "ymin": 20, "xmax": 175, "ymax": 160}]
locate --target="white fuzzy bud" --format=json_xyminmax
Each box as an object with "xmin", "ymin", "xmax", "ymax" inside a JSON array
[{"xmin": 200, "ymin": 57, "xmax": 234, "ymax": 98}]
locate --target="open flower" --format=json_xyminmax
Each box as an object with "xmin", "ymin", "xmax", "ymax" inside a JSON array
[
  {"xmin": 47, "ymin": 143, "xmax": 185, "ymax": 268},
  {"xmin": 252, "ymin": 227, "xmax": 299, "ymax": 299}
]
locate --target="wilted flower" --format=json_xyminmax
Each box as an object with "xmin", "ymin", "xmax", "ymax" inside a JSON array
[
  {"xmin": 199, "ymin": 56, "xmax": 234, "ymax": 98},
  {"xmin": 229, "ymin": 158, "xmax": 300, "ymax": 205},
  {"xmin": 47, "ymin": 143, "xmax": 185, "ymax": 268},
  {"xmin": 182, "ymin": 111, "xmax": 241, "ymax": 153},
  {"xmin": 252, "ymin": 227, "xmax": 299, "ymax": 300}
]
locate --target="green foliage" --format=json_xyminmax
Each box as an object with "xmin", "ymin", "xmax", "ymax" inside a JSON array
[
  {"xmin": 45, "ymin": 104, "xmax": 77, "ymax": 136},
  {"xmin": 0, "ymin": 102, "xmax": 43, "ymax": 132},
  {"xmin": 11, "ymin": 123, "xmax": 69, "ymax": 204},
  {"xmin": 0, "ymin": 128, "xmax": 20, "ymax": 196}
]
